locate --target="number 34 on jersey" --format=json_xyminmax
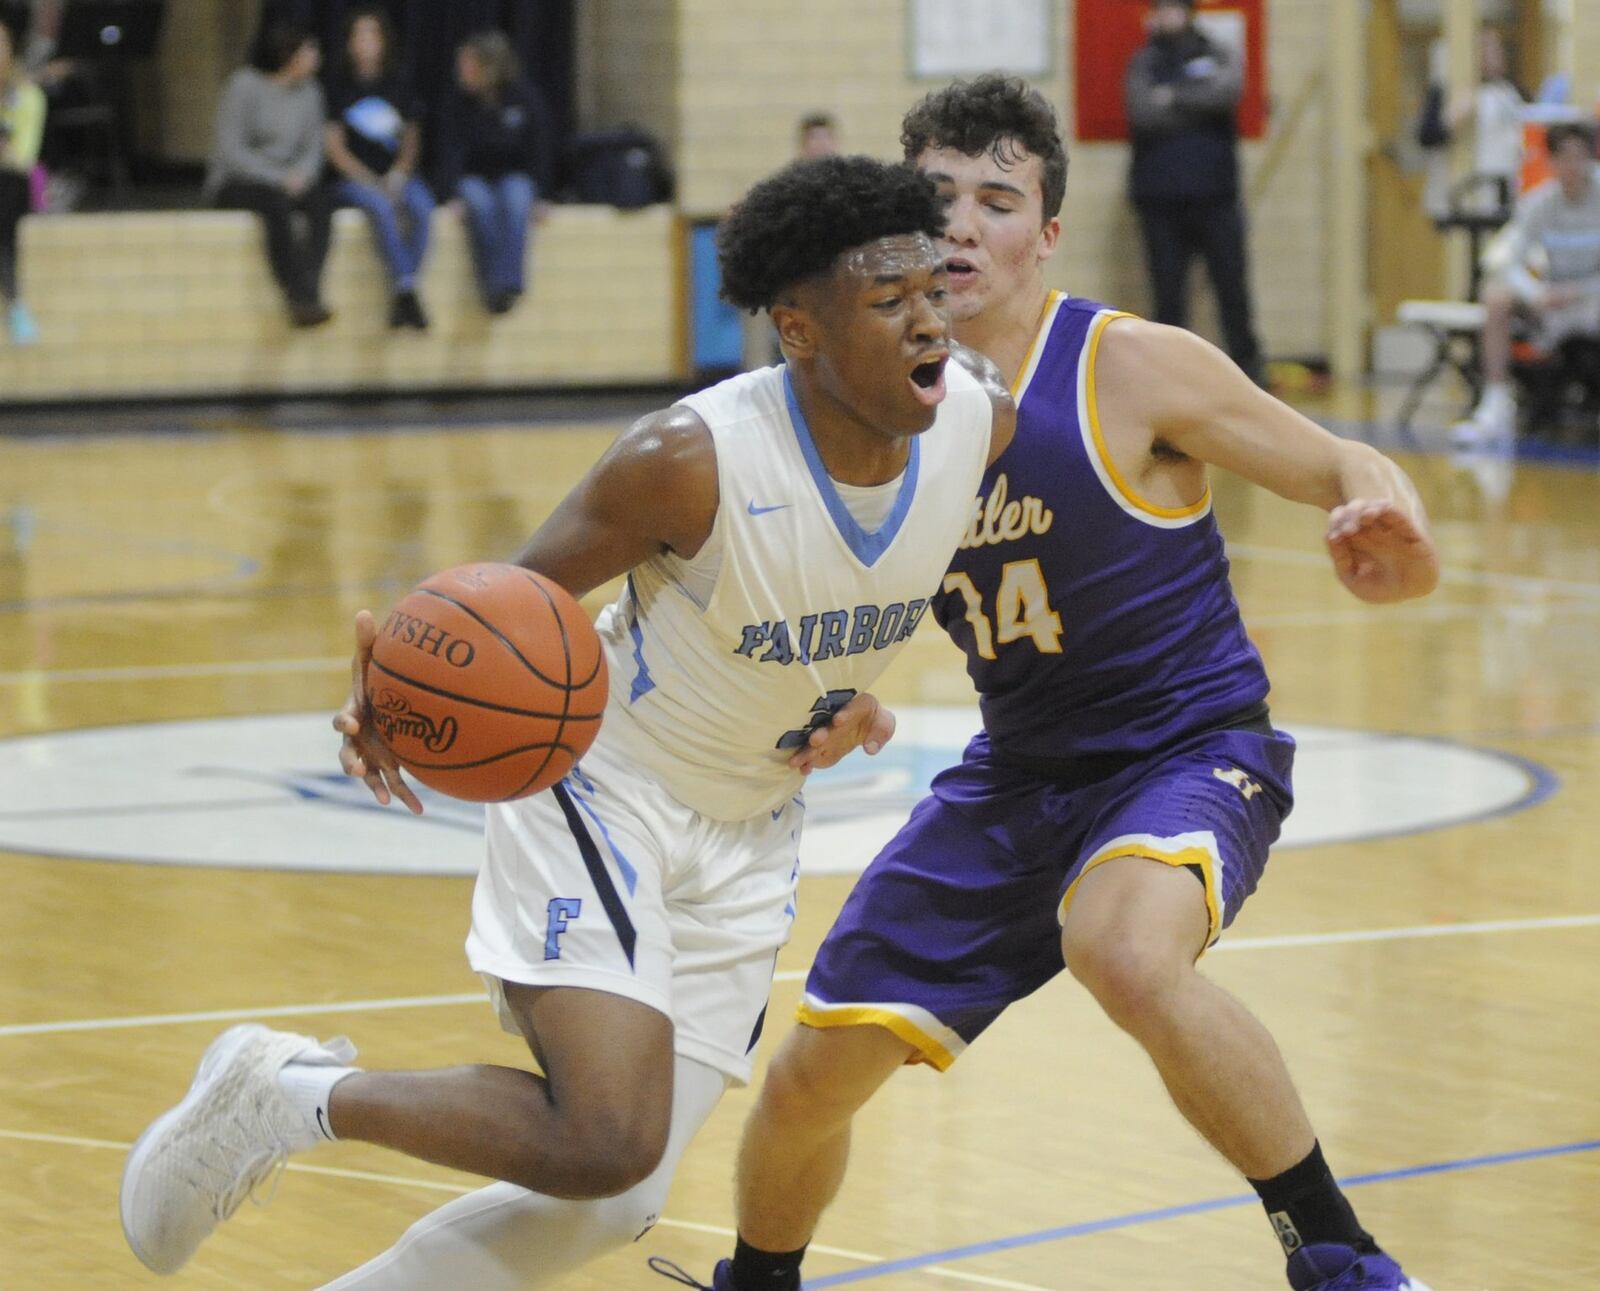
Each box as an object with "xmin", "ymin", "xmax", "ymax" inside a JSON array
[{"xmin": 943, "ymin": 559, "xmax": 1063, "ymax": 659}]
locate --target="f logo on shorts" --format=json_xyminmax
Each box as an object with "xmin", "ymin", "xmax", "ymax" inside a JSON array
[{"xmin": 545, "ymin": 898, "xmax": 583, "ymax": 960}]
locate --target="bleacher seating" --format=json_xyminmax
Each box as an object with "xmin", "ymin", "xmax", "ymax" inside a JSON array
[{"xmin": 0, "ymin": 204, "xmax": 683, "ymax": 402}]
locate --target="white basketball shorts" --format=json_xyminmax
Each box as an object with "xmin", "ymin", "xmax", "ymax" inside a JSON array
[{"xmin": 465, "ymin": 733, "xmax": 803, "ymax": 1085}]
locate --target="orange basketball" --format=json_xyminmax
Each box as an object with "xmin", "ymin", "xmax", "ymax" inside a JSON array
[{"xmin": 366, "ymin": 563, "xmax": 607, "ymax": 802}]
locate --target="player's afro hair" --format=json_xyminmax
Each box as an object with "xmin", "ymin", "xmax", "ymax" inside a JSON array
[
  {"xmin": 718, "ymin": 155, "xmax": 945, "ymax": 313},
  {"xmin": 901, "ymin": 74, "xmax": 1068, "ymax": 221}
]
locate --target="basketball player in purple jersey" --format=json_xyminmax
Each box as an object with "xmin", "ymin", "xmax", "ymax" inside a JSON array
[{"xmin": 665, "ymin": 78, "xmax": 1439, "ymax": 1291}]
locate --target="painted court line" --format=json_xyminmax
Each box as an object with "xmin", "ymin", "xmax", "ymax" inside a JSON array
[
  {"xmin": 805, "ymin": 1138, "xmax": 1600, "ymax": 1287},
  {"xmin": 1208, "ymin": 912, "xmax": 1600, "ymax": 951},
  {"xmin": 4, "ymin": 1127, "xmax": 1593, "ymax": 1289},
  {"xmin": 0, "ymin": 1131, "xmax": 1054, "ymax": 1291},
  {"xmin": 3, "ymin": 914, "xmax": 1597, "ymax": 1039},
  {"xmin": 0, "ymin": 656, "xmax": 348, "ymax": 685},
  {"xmin": 0, "ymin": 993, "xmax": 488, "ymax": 1037}
]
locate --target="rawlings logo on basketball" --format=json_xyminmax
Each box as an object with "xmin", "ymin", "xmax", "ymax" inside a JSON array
[
  {"xmin": 365, "ymin": 563, "xmax": 606, "ymax": 802},
  {"xmin": 370, "ymin": 689, "xmax": 459, "ymax": 753},
  {"xmin": 380, "ymin": 611, "xmax": 477, "ymax": 668}
]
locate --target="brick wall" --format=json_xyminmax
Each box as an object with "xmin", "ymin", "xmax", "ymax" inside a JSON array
[
  {"xmin": 650, "ymin": 0, "xmax": 1329, "ymax": 356},
  {"xmin": 1, "ymin": 207, "xmax": 680, "ymax": 401}
]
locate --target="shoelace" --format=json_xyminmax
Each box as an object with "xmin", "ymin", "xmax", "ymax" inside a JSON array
[
  {"xmin": 646, "ymin": 1256, "xmax": 712, "ymax": 1288},
  {"xmin": 213, "ymin": 1146, "xmax": 288, "ymax": 1221},
  {"xmin": 187, "ymin": 1053, "xmax": 306, "ymax": 1221}
]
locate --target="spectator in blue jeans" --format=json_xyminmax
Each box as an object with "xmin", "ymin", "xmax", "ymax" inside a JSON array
[
  {"xmin": 325, "ymin": 6, "xmax": 433, "ymax": 329},
  {"xmin": 434, "ymin": 31, "xmax": 553, "ymax": 315}
]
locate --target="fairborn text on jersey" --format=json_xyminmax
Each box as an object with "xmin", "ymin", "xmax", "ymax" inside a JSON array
[{"xmin": 734, "ymin": 599, "xmax": 932, "ymax": 666}]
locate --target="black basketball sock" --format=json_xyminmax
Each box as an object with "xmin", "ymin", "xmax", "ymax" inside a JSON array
[
  {"xmin": 728, "ymin": 1236, "xmax": 807, "ymax": 1291},
  {"xmin": 1249, "ymin": 1141, "xmax": 1379, "ymax": 1259}
]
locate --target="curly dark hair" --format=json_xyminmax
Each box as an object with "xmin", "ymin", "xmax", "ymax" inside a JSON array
[
  {"xmin": 1546, "ymin": 121, "xmax": 1597, "ymax": 158},
  {"xmin": 900, "ymin": 74, "xmax": 1068, "ymax": 221},
  {"xmin": 718, "ymin": 155, "xmax": 945, "ymax": 312},
  {"xmin": 255, "ymin": 22, "xmax": 316, "ymax": 74}
]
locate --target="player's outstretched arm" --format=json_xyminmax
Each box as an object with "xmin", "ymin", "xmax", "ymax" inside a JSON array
[
  {"xmin": 334, "ymin": 407, "xmax": 720, "ymax": 808},
  {"xmin": 951, "ymin": 341, "xmax": 1017, "ymax": 466},
  {"xmin": 1097, "ymin": 319, "xmax": 1440, "ymax": 604}
]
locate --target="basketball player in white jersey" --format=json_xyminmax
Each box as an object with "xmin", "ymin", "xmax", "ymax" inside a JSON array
[{"xmin": 120, "ymin": 154, "xmax": 1016, "ymax": 1286}]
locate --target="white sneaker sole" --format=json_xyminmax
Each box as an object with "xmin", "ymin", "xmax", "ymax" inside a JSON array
[{"xmin": 120, "ymin": 1023, "xmax": 269, "ymax": 1275}]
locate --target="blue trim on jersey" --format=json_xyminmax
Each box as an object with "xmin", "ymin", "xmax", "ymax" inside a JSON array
[
  {"xmin": 551, "ymin": 782, "xmax": 637, "ymax": 967},
  {"xmin": 624, "ymin": 574, "xmax": 656, "ymax": 703},
  {"xmin": 565, "ymin": 775, "xmax": 640, "ymax": 896},
  {"xmin": 782, "ymin": 369, "xmax": 920, "ymax": 568}
]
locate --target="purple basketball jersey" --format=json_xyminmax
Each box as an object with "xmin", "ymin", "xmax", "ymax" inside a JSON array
[
  {"xmin": 934, "ymin": 294, "xmax": 1270, "ymax": 761},
  {"xmin": 801, "ymin": 296, "xmax": 1294, "ymax": 1065}
]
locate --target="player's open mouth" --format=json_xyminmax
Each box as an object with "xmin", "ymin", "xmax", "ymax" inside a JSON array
[
  {"xmin": 908, "ymin": 354, "xmax": 948, "ymax": 406},
  {"xmin": 945, "ymin": 257, "xmax": 978, "ymax": 285}
]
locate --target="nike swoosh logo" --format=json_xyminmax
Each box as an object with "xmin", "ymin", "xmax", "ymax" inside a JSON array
[
  {"xmin": 747, "ymin": 500, "xmax": 792, "ymax": 516},
  {"xmin": 316, "ymin": 1106, "xmax": 333, "ymax": 1141}
]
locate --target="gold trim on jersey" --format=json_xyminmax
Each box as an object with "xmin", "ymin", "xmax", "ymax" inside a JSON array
[
  {"xmin": 1084, "ymin": 311, "xmax": 1212, "ymax": 522},
  {"xmin": 1057, "ymin": 833, "xmax": 1224, "ymax": 952},
  {"xmin": 1010, "ymin": 290, "xmax": 1066, "ymax": 402},
  {"xmin": 795, "ymin": 998, "xmax": 962, "ymax": 1071}
]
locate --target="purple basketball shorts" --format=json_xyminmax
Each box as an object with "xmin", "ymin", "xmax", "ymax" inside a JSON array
[{"xmin": 800, "ymin": 721, "xmax": 1295, "ymax": 1068}]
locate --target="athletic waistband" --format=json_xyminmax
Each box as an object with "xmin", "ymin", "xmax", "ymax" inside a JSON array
[{"xmin": 987, "ymin": 701, "xmax": 1275, "ymax": 785}]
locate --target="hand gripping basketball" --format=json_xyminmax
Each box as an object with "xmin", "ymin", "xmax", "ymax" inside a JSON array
[{"xmin": 338, "ymin": 564, "xmax": 608, "ymax": 804}]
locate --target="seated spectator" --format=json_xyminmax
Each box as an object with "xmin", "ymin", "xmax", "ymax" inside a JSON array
[
  {"xmin": 205, "ymin": 23, "xmax": 335, "ymax": 328},
  {"xmin": 435, "ymin": 30, "xmax": 553, "ymax": 315},
  {"xmin": 325, "ymin": 5, "xmax": 433, "ymax": 329},
  {"xmin": 1454, "ymin": 122, "xmax": 1600, "ymax": 446},
  {"xmin": 0, "ymin": 12, "xmax": 43, "ymax": 344},
  {"xmin": 18, "ymin": 0, "xmax": 83, "ymax": 210}
]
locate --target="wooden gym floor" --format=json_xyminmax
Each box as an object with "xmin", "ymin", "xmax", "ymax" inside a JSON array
[{"xmin": 0, "ymin": 387, "xmax": 1596, "ymax": 1289}]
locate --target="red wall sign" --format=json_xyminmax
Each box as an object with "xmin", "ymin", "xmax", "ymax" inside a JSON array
[{"xmin": 1075, "ymin": 0, "xmax": 1268, "ymax": 142}]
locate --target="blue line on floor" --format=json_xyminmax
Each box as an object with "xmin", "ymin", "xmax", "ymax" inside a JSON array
[{"xmin": 803, "ymin": 1138, "xmax": 1600, "ymax": 1286}]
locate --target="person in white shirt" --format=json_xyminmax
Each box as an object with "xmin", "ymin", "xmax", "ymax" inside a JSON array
[
  {"xmin": 1449, "ymin": 28, "xmax": 1526, "ymax": 214},
  {"xmin": 1454, "ymin": 122, "xmax": 1600, "ymax": 445}
]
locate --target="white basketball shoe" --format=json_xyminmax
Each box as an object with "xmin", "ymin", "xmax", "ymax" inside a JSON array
[
  {"xmin": 1450, "ymin": 384, "xmax": 1516, "ymax": 448},
  {"xmin": 120, "ymin": 1024, "xmax": 357, "ymax": 1275}
]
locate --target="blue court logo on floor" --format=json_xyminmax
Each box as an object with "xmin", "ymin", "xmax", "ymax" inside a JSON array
[{"xmin": 0, "ymin": 708, "xmax": 1554, "ymax": 874}]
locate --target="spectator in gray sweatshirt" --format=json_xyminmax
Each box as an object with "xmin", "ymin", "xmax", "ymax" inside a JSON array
[
  {"xmin": 1454, "ymin": 122, "xmax": 1600, "ymax": 446},
  {"xmin": 206, "ymin": 24, "xmax": 334, "ymax": 328}
]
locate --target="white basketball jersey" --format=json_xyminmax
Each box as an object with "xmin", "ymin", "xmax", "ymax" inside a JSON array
[{"xmin": 591, "ymin": 362, "xmax": 993, "ymax": 821}]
